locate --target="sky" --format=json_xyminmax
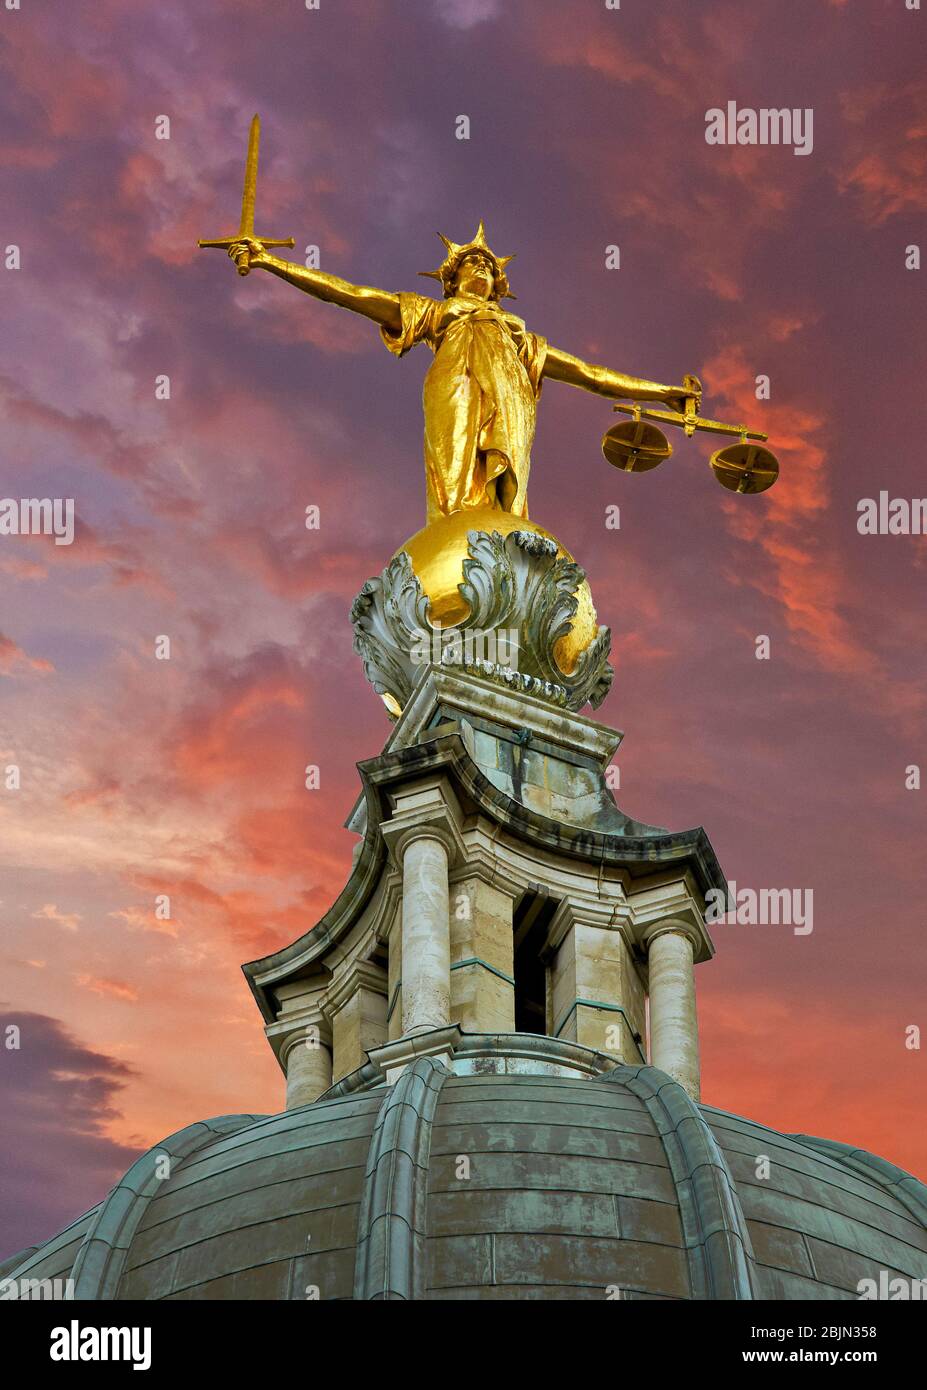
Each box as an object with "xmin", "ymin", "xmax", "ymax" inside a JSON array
[{"xmin": 0, "ymin": 0, "xmax": 925, "ymax": 1260}]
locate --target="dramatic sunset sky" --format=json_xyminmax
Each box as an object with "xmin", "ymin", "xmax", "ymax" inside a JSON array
[{"xmin": 1, "ymin": 0, "xmax": 925, "ymax": 1258}]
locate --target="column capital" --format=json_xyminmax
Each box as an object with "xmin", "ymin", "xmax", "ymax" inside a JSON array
[
  {"xmin": 267, "ymin": 1000, "xmax": 331, "ymax": 1062},
  {"xmin": 278, "ymin": 1015, "xmax": 333, "ymax": 1072},
  {"xmin": 628, "ymin": 875, "xmax": 715, "ymax": 963},
  {"xmin": 282, "ymin": 1025, "xmax": 334, "ymax": 1110},
  {"xmin": 381, "ymin": 778, "xmax": 466, "ymax": 871},
  {"xmin": 641, "ymin": 917, "xmax": 703, "ymax": 954}
]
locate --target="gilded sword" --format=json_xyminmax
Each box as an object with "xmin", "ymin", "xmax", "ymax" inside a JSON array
[{"xmin": 198, "ymin": 113, "xmax": 295, "ymax": 275}]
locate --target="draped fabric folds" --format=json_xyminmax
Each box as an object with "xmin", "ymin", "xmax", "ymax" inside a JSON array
[{"xmin": 381, "ymin": 291, "xmax": 547, "ymax": 522}]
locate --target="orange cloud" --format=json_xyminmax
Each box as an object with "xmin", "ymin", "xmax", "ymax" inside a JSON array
[
  {"xmin": 75, "ymin": 975, "xmax": 140, "ymax": 1003},
  {"xmin": 31, "ymin": 904, "xmax": 81, "ymax": 932},
  {"xmin": 837, "ymin": 81, "xmax": 927, "ymax": 224}
]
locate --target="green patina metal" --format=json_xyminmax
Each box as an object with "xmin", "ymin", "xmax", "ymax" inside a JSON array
[
  {"xmin": 69, "ymin": 1114, "xmax": 264, "ymax": 1300},
  {"xmin": 6, "ymin": 1035, "xmax": 926, "ymax": 1301},
  {"xmin": 352, "ymin": 1056, "xmax": 449, "ymax": 1300},
  {"xmin": 553, "ymin": 999, "xmax": 646, "ymax": 1061},
  {"xmin": 790, "ymin": 1133, "xmax": 927, "ymax": 1229},
  {"xmin": 604, "ymin": 1065, "xmax": 759, "ymax": 1300},
  {"xmin": 450, "ymin": 956, "xmax": 516, "ymax": 985}
]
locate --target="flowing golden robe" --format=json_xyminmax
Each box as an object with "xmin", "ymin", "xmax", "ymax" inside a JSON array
[{"xmin": 381, "ymin": 291, "xmax": 547, "ymax": 523}]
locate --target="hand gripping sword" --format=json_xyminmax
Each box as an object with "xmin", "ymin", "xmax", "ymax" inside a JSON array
[{"xmin": 198, "ymin": 114, "xmax": 295, "ymax": 275}]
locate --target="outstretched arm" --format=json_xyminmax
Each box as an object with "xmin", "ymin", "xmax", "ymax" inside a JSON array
[
  {"xmin": 229, "ymin": 237, "xmax": 402, "ymax": 333},
  {"xmin": 543, "ymin": 345, "xmax": 699, "ymax": 417}
]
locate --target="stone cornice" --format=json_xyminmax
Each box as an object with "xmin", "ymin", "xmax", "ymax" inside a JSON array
[
  {"xmin": 389, "ymin": 664, "xmax": 624, "ymax": 765},
  {"xmin": 319, "ymin": 1026, "xmax": 625, "ymax": 1096},
  {"xmin": 241, "ymin": 771, "xmax": 389, "ymax": 1023},
  {"xmin": 373, "ymin": 732, "xmax": 726, "ymax": 897}
]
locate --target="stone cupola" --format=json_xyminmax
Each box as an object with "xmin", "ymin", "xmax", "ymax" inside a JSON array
[{"xmin": 242, "ymin": 664, "xmax": 724, "ymax": 1105}]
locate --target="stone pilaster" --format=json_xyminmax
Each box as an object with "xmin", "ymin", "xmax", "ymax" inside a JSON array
[
  {"xmin": 386, "ymin": 898, "xmax": 403, "ymax": 1043},
  {"xmin": 326, "ymin": 960, "xmax": 389, "ymax": 1084},
  {"xmin": 449, "ymin": 874, "xmax": 517, "ymax": 1033},
  {"xmin": 548, "ymin": 900, "xmax": 645, "ymax": 1062}
]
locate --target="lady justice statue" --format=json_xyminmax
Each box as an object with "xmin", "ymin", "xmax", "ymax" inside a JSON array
[
  {"xmin": 225, "ymin": 220, "xmax": 699, "ymax": 526},
  {"xmin": 199, "ymin": 116, "xmax": 707, "ymax": 713}
]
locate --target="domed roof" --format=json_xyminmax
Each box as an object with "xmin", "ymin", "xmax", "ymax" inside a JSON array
[{"xmin": 5, "ymin": 1043, "xmax": 926, "ymax": 1301}]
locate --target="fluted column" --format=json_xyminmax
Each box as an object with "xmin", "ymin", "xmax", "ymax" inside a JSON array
[
  {"xmin": 400, "ymin": 834, "xmax": 451, "ymax": 1035},
  {"xmin": 645, "ymin": 923, "xmax": 701, "ymax": 1100}
]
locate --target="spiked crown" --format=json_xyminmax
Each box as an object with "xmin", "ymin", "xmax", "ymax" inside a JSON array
[{"xmin": 419, "ymin": 220, "xmax": 516, "ymax": 299}]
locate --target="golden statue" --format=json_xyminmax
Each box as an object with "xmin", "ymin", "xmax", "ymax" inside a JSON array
[
  {"xmin": 224, "ymin": 220, "xmax": 699, "ymax": 526},
  {"xmin": 199, "ymin": 118, "xmax": 776, "ymax": 694}
]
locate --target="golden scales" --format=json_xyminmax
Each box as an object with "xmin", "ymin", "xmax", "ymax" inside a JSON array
[{"xmin": 601, "ymin": 378, "xmax": 780, "ymax": 495}]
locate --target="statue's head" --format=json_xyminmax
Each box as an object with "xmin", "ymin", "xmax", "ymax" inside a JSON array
[
  {"xmin": 419, "ymin": 220, "xmax": 515, "ymax": 301},
  {"xmin": 453, "ymin": 250, "xmax": 497, "ymax": 300}
]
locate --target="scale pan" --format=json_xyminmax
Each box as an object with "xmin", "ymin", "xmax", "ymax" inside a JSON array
[
  {"xmin": 710, "ymin": 442, "xmax": 779, "ymax": 494},
  {"xmin": 602, "ymin": 420, "xmax": 672, "ymax": 473}
]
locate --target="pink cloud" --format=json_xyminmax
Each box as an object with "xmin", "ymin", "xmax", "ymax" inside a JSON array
[{"xmin": 0, "ymin": 632, "xmax": 54, "ymax": 676}]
